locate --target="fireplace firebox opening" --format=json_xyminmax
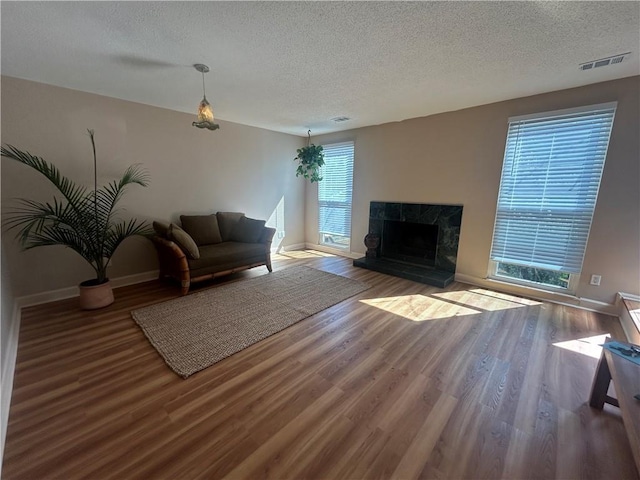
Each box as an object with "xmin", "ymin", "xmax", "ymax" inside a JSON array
[{"xmin": 382, "ymin": 220, "xmax": 439, "ymax": 267}]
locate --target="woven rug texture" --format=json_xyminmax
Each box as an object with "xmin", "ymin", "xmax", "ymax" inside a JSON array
[{"xmin": 131, "ymin": 265, "xmax": 370, "ymax": 378}]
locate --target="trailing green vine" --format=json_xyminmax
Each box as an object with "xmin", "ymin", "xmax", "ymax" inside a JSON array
[{"xmin": 294, "ymin": 130, "xmax": 325, "ymax": 183}]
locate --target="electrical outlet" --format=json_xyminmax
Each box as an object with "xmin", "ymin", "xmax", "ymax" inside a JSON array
[{"xmin": 590, "ymin": 274, "xmax": 601, "ymax": 286}]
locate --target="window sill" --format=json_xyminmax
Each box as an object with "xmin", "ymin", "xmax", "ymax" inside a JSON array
[{"xmin": 488, "ymin": 275, "xmax": 576, "ymax": 298}]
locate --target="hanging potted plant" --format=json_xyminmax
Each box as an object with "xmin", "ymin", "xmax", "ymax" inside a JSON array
[
  {"xmin": 294, "ymin": 130, "xmax": 325, "ymax": 183},
  {"xmin": 1, "ymin": 130, "xmax": 151, "ymax": 310}
]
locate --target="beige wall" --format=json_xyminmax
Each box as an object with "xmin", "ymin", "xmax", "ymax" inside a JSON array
[
  {"xmin": 2, "ymin": 75, "xmax": 638, "ymax": 305},
  {"xmin": 1, "ymin": 76, "xmax": 305, "ymax": 297},
  {"xmin": 307, "ymin": 76, "xmax": 640, "ymax": 305}
]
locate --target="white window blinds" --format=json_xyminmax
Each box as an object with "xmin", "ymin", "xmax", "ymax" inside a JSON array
[
  {"xmin": 490, "ymin": 103, "xmax": 616, "ymax": 274},
  {"xmin": 318, "ymin": 142, "xmax": 354, "ymax": 238}
]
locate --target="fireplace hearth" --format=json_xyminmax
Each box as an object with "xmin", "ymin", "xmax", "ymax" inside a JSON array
[{"xmin": 354, "ymin": 202, "xmax": 463, "ymax": 288}]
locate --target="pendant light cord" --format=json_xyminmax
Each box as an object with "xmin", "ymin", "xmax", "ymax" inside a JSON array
[
  {"xmin": 307, "ymin": 129, "xmax": 311, "ymax": 146},
  {"xmin": 201, "ymin": 72, "xmax": 207, "ymax": 99}
]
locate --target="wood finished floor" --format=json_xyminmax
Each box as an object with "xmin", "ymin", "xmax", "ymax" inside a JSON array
[{"xmin": 3, "ymin": 251, "xmax": 638, "ymax": 480}]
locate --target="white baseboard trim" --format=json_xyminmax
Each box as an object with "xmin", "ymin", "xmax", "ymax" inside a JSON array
[
  {"xmin": 0, "ymin": 268, "xmax": 160, "ymax": 472},
  {"xmin": 304, "ymin": 243, "xmax": 363, "ymax": 260},
  {"xmin": 110, "ymin": 270, "xmax": 159, "ymax": 289},
  {"xmin": 16, "ymin": 285, "xmax": 77, "ymax": 309},
  {"xmin": 16, "ymin": 270, "xmax": 159, "ymax": 309},
  {"xmin": 276, "ymin": 243, "xmax": 306, "ymax": 253},
  {"xmin": 454, "ymin": 273, "xmax": 617, "ymax": 315},
  {"xmin": 1, "ymin": 301, "xmax": 21, "ymax": 476}
]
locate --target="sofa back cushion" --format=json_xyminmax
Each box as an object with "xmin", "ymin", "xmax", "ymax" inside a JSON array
[
  {"xmin": 230, "ymin": 216, "xmax": 266, "ymax": 243},
  {"xmin": 168, "ymin": 223, "xmax": 200, "ymax": 259},
  {"xmin": 216, "ymin": 212, "xmax": 245, "ymax": 241},
  {"xmin": 180, "ymin": 214, "xmax": 222, "ymax": 246},
  {"xmin": 152, "ymin": 220, "xmax": 171, "ymax": 239}
]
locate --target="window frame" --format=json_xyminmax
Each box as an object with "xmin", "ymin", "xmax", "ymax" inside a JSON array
[
  {"xmin": 317, "ymin": 141, "xmax": 355, "ymax": 251},
  {"xmin": 488, "ymin": 102, "xmax": 617, "ymax": 294},
  {"xmin": 489, "ymin": 260, "xmax": 581, "ymax": 294}
]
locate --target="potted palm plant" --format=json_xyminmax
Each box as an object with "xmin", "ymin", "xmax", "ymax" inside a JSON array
[{"xmin": 1, "ymin": 130, "xmax": 151, "ymax": 309}]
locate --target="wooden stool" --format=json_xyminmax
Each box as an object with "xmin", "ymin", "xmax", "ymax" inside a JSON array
[{"xmin": 589, "ymin": 339, "xmax": 640, "ymax": 474}]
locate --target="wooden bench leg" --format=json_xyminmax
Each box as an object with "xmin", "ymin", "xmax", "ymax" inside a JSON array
[{"xmin": 590, "ymin": 352, "xmax": 612, "ymax": 409}]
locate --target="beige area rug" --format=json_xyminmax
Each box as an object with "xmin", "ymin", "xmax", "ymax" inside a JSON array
[{"xmin": 131, "ymin": 265, "xmax": 370, "ymax": 378}]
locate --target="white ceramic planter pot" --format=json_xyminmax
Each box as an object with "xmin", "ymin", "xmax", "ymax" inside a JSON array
[{"xmin": 79, "ymin": 279, "xmax": 114, "ymax": 310}]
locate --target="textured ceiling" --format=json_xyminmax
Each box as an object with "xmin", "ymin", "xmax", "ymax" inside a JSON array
[{"xmin": 1, "ymin": 1, "xmax": 639, "ymax": 136}]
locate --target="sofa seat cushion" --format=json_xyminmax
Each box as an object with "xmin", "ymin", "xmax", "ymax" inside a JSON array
[
  {"xmin": 180, "ymin": 214, "xmax": 222, "ymax": 245},
  {"xmin": 187, "ymin": 241, "xmax": 266, "ymax": 271}
]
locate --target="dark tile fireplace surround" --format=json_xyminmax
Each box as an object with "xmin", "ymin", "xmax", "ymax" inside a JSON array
[{"xmin": 354, "ymin": 202, "xmax": 463, "ymax": 288}]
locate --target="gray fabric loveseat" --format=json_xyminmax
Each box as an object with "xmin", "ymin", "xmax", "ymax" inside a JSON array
[{"xmin": 150, "ymin": 212, "xmax": 275, "ymax": 295}]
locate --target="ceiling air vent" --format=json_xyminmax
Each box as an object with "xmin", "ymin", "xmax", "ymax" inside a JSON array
[
  {"xmin": 331, "ymin": 116, "xmax": 350, "ymax": 123},
  {"xmin": 579, "ymin": 52, "xmax": 631, "ymax": 71}
]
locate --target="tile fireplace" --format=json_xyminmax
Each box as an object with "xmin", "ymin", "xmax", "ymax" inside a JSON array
[{"xmin": 353, "ymin": 202, "xmax": 463, "ymax": 287}]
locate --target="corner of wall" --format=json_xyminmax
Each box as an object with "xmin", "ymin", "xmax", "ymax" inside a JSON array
[{"xmin": 1, "ymin": 283, "xmax": 20, "ymax": 477}]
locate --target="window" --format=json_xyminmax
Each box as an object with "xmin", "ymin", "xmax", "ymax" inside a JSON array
[
  {"xmin": 490, "ymin": 103, "xmax": 616, "ymax": 292},
  {"xmin": 318, "ymin": 142, "xmax": 354, "ymax": 250}
]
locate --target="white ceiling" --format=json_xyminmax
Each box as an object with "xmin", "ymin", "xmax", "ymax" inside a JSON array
[{"xmin": 2, "ymin": 1, "xmax": 639, "ymax": 136}]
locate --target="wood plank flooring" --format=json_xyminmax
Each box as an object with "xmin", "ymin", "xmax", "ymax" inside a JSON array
[{"xmin": 3, "ymin": 251, "xmax": 638, "ymax": 479}]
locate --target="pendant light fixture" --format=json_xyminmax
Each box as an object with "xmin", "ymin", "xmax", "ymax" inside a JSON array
[{"xmin": 192, "ymin": 64, "xmax": 220, "ymax": 131}]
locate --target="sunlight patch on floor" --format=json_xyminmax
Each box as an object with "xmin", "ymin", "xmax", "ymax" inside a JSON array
[
  {"xmin": 275, "ymin": 250, "xmax": 336, "ymax": 260},
  {"xmin": 553, "ymin": 333, "xmax": 610, "ymax": 359},
  {"xmin": 432, "ymin": 289, "xmax": 542, "ymax": 312},
  {"xmin": 360, "ymin": 294, "xmax": 482, "ymax": 321},
  {"xmin": 469, "ymin": 288, "xmax": 542, "ymax": 306}
]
